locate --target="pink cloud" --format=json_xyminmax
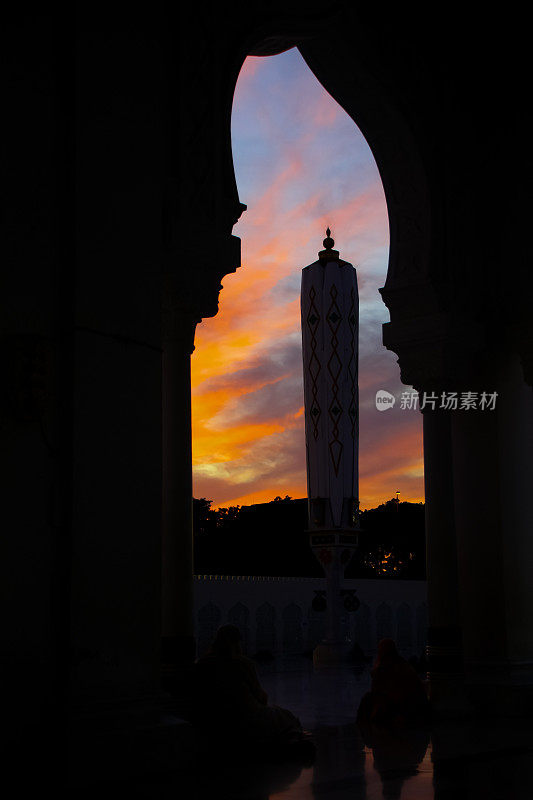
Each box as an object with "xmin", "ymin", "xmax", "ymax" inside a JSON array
[{"xmin": 312, "ymin": 90, "xmax": 340, "ymax": 127}]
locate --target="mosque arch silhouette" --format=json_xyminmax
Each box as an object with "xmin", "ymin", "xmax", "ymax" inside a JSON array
[
  {"xmin": 3, "ymin": 2, "xmax": 533, "ymax": 781},
  {"xmin": 182, "ymin": 19, "xmax": 533, "ymax": 714}
]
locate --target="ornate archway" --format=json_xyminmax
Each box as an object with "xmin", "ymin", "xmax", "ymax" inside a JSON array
[{"xmin": 163, "ymin": 4, "xmax": 533, "ymax": 711}]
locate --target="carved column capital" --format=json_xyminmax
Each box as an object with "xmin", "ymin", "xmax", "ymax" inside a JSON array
[
  {"xmin": 382, "ymin": 311, "xmax": 485, "ymax": 393},
  {"xmin": 161, "ymin": 307, "xmax": 198, "ymax": 355},
  {"xmin": 162, "ymin": 234, "xmax": 242, "ymax": 353}
]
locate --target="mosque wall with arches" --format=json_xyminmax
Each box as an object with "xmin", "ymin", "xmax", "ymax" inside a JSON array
[{"xmin": 194, "ymin": 576, "xmax": 427, "ymax": 658}]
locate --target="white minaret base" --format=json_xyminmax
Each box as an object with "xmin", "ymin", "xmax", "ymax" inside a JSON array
[{"xmin": 310, "ymin": 530, "xmax": 357, "ymax": 667}]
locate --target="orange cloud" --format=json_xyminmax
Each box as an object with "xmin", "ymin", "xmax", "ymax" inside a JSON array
[
  {"xmin": 213, "ymin": 483, "xmax": 309, "ymax": 510},
  {"xmin": 192, "ymin": 419, "xmax": 286, "ymax": 464}
]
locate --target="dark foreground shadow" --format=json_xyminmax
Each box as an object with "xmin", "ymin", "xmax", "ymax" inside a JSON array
[{"xmin": 190, "ymin": 746, "xmax": 306, "ymax": 800}]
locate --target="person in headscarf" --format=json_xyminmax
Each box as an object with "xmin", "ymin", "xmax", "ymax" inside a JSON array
[
  {"xmin": 357, "ymin": 638, "xmax": 430, "ymax": 726},
  {"xmin": 192, "ymin": 625, "xmax": 308, "ymax": 752}
]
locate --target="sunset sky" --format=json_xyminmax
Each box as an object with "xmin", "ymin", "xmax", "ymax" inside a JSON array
[{"xmin": 191, "ymin": 49, "xmax": 424, "ymax": 511}]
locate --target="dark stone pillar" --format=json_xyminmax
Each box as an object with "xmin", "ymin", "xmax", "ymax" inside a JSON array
[
  {"xmin": 450, "ymin": 351, "xmax": 533, "ymax": 712},
  {"xmin": 159, "ymin": 234, "xmax": 243, "ymax": 685},
  {"xmin": 495, "ymin": 353, "xmax": 533, "ymax": 670},
  {"xmin": 161, "ymin": 309, "xmax": 197, "ymax": 683},
  {"xmin": 423, "ymin": 408, "xmax": 467, "ymax": 712},
  {"xmin": 382, "ymin": 308, "xmax": 484, "ymax": 714},
  {"xmin": 158, "ymin": 240, "xmax": 243, "ymax": 692},
  {"xmin": 68, "ymin": 8, "xmax": 164, "ymax": 710},
  {"xmin": 451, "ymin": 406, "xmax": 507, "ymax": 670}
]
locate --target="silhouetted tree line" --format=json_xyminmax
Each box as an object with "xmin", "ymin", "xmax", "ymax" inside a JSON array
[
  {"xmin": 193, "ymin": 499, "xmax": 242, "ymax": 533},
  {"xmin": 193, "ymin": 497, "xmax": 425, "ymax": 579}
]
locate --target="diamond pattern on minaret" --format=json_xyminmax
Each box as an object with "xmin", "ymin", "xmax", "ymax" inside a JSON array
[
  {"xmin": 326, "ymin": 284, "xmax": 343, "ymax": 476},
  {"xmin": 347, "ymin": 286, "xmax": 358, "ymax": 438},
  {"xmin": 306, "ymin": 286, "xmax": 322, "ymax": 440},
  {"xmin": 301, "ymin": 230, "xmax": 359, "ymax": 532}
]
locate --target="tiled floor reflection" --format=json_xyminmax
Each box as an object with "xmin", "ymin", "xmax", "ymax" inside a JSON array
[
  {"xmin": 255, "ymin": 660, "xmax": 533, "ymax": 800},
  {"xmin": 106, "ymin": 659, "xmax": 533, "ymax": 799},
  {"xmin": 262, "ymin": 725, "xmax": 434, "ymax": 800},
  {"xmin": 259, "ymin": 660, "xmax": 433, "ymax": 799},
  {"xmin": 258, "ymin": 658, "xmax": 372, "ymax": 729}
]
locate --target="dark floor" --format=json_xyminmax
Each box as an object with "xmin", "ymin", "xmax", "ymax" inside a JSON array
[
  {"xmin": 255, "ymin": 661, "xmax": 533, "ymax": 800},
  {"xmin": 72, "ymin": 660, "xmax": 533, "ymax": 799}
]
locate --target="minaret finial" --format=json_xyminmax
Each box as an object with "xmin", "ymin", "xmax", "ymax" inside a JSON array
[{"xmin": 319, "ymin": 226, "xmax": 339, "ymax": 262}]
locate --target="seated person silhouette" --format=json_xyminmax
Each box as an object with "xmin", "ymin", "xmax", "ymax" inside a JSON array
[
  {"xmin": 192, "ymin": 624, "xmax": 312, "ymax": 757},
  {"xmin": 357, "ymin": 638, "xmax": 430, "ymax": 727},
  {"xmin": 362, "ymin": 723, "xmax": 430, "ymax": 800}
]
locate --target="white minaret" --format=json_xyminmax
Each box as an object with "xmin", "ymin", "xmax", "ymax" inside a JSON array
[{"xmin": 301, "ymin": 229, "xmax": 360, "ymax": 663}]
